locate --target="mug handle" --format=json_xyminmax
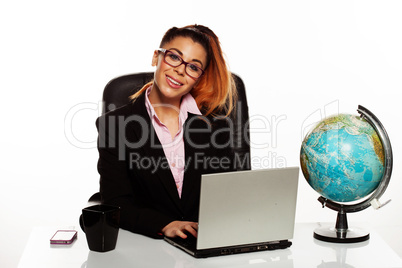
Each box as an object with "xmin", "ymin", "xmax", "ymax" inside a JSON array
[{"xmin": 79, "ymin": 214, "xmax": 85, "ymax": 233}]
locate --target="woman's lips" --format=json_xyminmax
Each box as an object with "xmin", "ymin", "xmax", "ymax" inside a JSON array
[{"xmin": 166, "ymin": 75, "xmax": 183, "ymax": 88}]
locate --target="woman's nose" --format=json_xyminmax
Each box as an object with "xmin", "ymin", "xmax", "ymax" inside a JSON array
[{"xmin": 174, "ymin": 63, "xmax": 186, "ymax": 76}]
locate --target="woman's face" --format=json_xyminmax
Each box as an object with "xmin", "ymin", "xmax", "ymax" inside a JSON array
[{"xmin": 151, "ymin": 36, "xmax": 207, "ymax": 106}]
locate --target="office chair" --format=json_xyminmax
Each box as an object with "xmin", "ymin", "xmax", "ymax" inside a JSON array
[{"xmin": 88, "ymin": 72, "xmax": 250, "ymax": 203}]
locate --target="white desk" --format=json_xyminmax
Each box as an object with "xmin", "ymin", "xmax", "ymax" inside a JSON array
[{"xmin": 18, "ymin": 223, "xmax": 402, "ymax": 268}]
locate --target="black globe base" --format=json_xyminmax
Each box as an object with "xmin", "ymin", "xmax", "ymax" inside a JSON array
[
  {"xmin": 314, "ymin": 209, "xmax": 370, "ymax": 243},
  {"xmin": 314, "ymin": 227, "xmax": 370, "ymax": 243}
]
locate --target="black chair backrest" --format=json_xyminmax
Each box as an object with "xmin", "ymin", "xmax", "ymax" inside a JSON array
[{"xmin": 102, "ymin": 72, "xmax": 250, "ymax": 170}]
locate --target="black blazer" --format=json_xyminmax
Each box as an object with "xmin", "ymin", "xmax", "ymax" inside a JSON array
[{"xmin": 96, "ymin": 93, "xmax": 235, "ymax": 238}]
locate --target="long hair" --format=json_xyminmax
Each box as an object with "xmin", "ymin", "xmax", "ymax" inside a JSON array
[{"xmin": 130, "ymin": 25, "xmax": 237, "ymax": 117}]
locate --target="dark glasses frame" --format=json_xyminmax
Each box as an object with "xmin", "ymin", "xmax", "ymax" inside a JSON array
[{"xmin": 158, "ymin": 48, "xmax": 205, "ymax": 79}]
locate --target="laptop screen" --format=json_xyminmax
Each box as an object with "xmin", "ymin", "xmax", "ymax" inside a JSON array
[{"xmin": 196, "ymin": 167, "xmax": 299, "ymax": 250}]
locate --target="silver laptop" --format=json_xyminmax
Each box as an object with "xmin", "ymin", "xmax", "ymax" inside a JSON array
[{"xmin": 164, "ymin": 167, "xmax": 299, "ymax": 258}]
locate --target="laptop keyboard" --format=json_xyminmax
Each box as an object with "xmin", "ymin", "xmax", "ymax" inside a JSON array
[{"xmin": 169, "ymin": 235, "xmax": 197, "ymax": 251}]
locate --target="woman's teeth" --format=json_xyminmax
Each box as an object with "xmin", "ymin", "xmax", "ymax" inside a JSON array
[{"xmin": 167, "ymin": 76, "xmax": 182, "ymax": 86}]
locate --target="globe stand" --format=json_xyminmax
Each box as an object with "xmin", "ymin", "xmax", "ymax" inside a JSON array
[
  {"xmin": 313, "ymin": 208, "xmax": 370, "ymax": 243},
  {"xmin": 302, "ymin": 104, "xmax": 393, "ymax": 244}
]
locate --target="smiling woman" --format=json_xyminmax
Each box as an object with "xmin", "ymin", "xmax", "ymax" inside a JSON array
[
  {"xmin": 150, "ymin": 36, "xmax": 208, "ymax": 113},
  {"xmin": 96, "ymin": 24, "xmax": 238, "ymax": 240},
  {"xmin": 131, "ymin": 25, "xmax": 237, "ymax": 117}
]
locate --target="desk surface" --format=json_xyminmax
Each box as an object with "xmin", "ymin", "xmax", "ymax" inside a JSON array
[{"xmin": 18, "ymin": 223, "xmax": 402, "ymax": 268}]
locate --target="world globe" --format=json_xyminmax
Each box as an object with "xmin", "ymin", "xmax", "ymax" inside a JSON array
[
  {"xmin": 300, "ymin": 105, "xmax": 393, "ymax": 243},
  {"xmin": 300, "ymin": 114, "xmax": 384, "ymax": 203}
]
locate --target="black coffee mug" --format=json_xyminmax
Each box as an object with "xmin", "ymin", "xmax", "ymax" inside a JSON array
[{"xmin": 80, "ymin": 204, "xmax": 120, "ymax": 252}]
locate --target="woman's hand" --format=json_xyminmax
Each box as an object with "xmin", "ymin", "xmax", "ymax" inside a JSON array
[{"xmin": 162, "ymin": 221, "xmax": 198, "ymax": 239}]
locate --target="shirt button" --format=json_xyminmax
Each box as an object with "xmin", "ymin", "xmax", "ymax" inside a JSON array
[{"xmin": 171, "ymin": 163, "xmax": 176, "ymax": 167}]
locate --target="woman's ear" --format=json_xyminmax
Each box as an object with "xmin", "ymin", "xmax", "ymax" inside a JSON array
[{"xmin": 152, "ymin": 50, "xmax": 159, "ymax": 67}]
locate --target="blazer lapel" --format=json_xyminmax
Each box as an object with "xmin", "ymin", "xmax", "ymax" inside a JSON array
[
  {"xmin": 180, "ymin": 113, "xmax": 210, "ymax": 208},
  {"xmin": 126, "ymin": 94, "xmax": 183, "ymax": 212}
]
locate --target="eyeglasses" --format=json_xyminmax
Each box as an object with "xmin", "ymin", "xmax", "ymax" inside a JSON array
[{"xmin": 158, "ymin": 48, "xmax": 205, "ymax": 79}]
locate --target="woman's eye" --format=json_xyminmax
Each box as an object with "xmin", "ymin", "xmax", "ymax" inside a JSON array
[
  {"xmin": 188, "ymin": 64, "xmax": 199, "ymax": 72},
  {"xmin": 168, "ymin": 53, "xmax": 181, "ymax": 62}
]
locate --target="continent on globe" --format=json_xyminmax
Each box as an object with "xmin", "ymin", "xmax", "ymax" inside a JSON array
[{"xmin": 300, "ymin": 114, "xmax": 384, "ymax": 202}]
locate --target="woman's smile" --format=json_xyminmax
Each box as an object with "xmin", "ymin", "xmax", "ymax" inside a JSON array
[{"xmin": 166, "ymin": 75, "xmax": 183, "ymax": 88}]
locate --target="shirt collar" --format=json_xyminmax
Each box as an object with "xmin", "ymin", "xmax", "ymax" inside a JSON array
[
  {"xmin": 145, "ymin": 86, "xmax": 157, "ymax": 119},
  {"xmin": 179, "ymin": 90, "xmax": 202, "ymax": 117},
  {"xmin": 145, "ymin": 85, "xmax": 202, "ymax": 123}
]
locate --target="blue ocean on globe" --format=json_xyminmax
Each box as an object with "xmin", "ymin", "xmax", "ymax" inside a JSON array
[{"xmin": 300, "ymin": 114, "xmax": 385, "ymax": 202}]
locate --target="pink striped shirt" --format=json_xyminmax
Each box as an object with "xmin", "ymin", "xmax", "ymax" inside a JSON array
[{"xmin": 145, "ymin": 86, "xmax": 202, "ymax": 198}]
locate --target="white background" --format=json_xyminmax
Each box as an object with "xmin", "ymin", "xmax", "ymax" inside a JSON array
[{"xmin": 1, "ymin": 1, "xmax": 401, "ymax": 267}]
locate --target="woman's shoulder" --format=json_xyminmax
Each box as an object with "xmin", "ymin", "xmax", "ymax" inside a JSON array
[
  {"xmin": 96, "ymin": 97, "xmax": 148, "ymax": 128},
  {"xmin": 101, "ymin": 93, "xmax": 147, "ymax": 117},
  {"xmin": 104, "ymin": 103, "xmax": 134, "ymax": 117}
]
